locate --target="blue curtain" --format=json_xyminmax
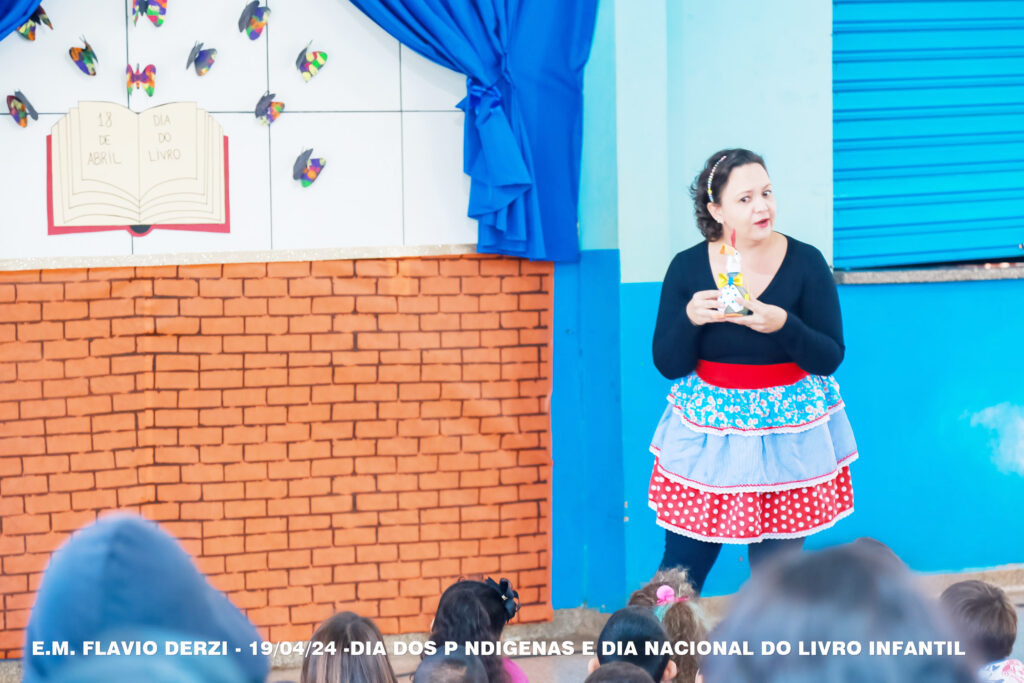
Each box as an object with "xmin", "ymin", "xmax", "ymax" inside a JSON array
[
  {"xmin": 348, "ymin": 0, "xmax": 598, "ymax": 262},
  {"xmin": 0, "ymin": 0, "xmax": 40, "ymax": 42}
]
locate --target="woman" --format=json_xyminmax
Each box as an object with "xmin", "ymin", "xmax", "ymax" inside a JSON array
[{"xmin": 649, "ymin": 148, "xmax": 858, "ymax": 593}]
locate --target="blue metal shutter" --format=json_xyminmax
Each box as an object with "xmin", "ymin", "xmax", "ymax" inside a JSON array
[{"xmin": 833, "ymin": 0, "xmax": 1024, "ymax": 268}]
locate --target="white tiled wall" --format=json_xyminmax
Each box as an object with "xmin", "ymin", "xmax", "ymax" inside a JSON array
[
  {"xmin": 403, "ymin": 111, "xmax": 475, "ymax": 246},
  {"xmin": 0, "ymin": 0, "xmax": 473, "ymax": 265},
  {"xmin": 269, "ymin": 112, "xmax": 403, "ymax": 250}
]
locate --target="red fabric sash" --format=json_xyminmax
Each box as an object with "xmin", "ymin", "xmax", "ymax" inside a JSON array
[{"xmin": 696, "ymin": 360, "xmax": 807, "ymax": 389}]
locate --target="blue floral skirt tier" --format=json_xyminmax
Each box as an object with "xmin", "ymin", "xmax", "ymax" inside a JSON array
[{"xmin": 648, "ymin": 360, "xmax": 858, "ymax": 544}]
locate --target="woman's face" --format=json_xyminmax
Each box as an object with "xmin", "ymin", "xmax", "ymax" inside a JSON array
[{"xmin": 708, "ymin": 163, "xmax": 776, "ymax": 244}]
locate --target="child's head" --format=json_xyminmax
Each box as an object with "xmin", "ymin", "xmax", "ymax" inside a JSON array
[
  {"xmin": 590, "ymin": 606, "xmax": 677, "ymax": 683},
  {"xmin": 701, "ymin": 543, "xmax": 976, "ymax": 683},
  {"xmin": 585, "ymin": 661, "xmax": 656, "ymax": 683},
  {"xmin": 429, "ymin": 578, "xmax": 520, "ymax": 683},
  {"xmin": 414, "ymin": 649, "xmax": 488, "ymax": 683},
  {"xmin": 629, "ymin": 568, "xmax": 707, "ymax": 683},
  {"xmin": 301, "ymin": 611, "xmax": 397, "ymax": 683},
  {"xmin": 940, "ymin": 580, "xmax": 1018, "ymax": 664}
]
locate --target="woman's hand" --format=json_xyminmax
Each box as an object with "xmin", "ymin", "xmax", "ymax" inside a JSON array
[
  {"xmin": 686, "ymin": 290, "xmax": 726, "ymax": 326},
  {"xmin": 726, "ymin": 296, "xmax": 788, "ymax": 333}
]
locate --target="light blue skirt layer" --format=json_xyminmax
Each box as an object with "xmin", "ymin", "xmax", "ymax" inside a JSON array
[{"xmin": 651, "ymin": 373, "xmax": 858, "ymax": 493}]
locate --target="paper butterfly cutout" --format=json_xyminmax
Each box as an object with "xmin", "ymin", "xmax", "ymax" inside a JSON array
[
  {"xmin": 6, "ymin": 91, "xmax": 38, "ymax": 128},
  {"xmin": 238, "ymin": 1, "xmax": 270, "ymax": 40},
  {"xmin": 16, "ymin": 6, "xmax": 52, "ymax": 40},
  {"xmin": 254, "ymin": 92, "xmax": 284, "ymax": 125},
  {"xmin": 69, "ymin": 38, "xmax": 98, "ymax": 76},
  {"xmin": 132, "ymin": 0, "xmax": 167, "ymax": 27},
  {"xmin": 127, "ymin": 64, "xmax": 157, "ymax": 97},
  {"xmin": 293, "ymin": 149, "xmax": 326, "ymax": 187},
  {"xmin": 186, "ymin": 42, "xmax": 217, "ymax": 76},
  {"xmin": 295, "ymin": 42, "xmax": 327, "ymax": 82}
]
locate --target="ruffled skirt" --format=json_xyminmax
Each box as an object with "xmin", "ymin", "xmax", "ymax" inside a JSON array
[{"xmin": 648, "ymin": 362, "xmax": 857, "ymax": 544}]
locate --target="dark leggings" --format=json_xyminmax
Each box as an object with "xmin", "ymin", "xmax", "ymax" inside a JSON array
[{"xmin": 659, "ymin": 530, "xmax": 805, "ymax": 594}]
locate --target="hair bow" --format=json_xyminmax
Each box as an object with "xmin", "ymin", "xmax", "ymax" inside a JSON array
[
  {"xmin": 485, "ymin": 577, "xmax": 520, "ymax": 623},
  {"xmin": 653, "ymin": 585, "xmax": 689, "ymax": 622}
]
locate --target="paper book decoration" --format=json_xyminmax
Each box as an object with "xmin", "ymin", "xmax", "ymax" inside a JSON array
[
  {"xmin": 295, "ymin": 42, "xmax": 327, "ymax": 81},
  {"xmin": 69, "ymin": 38, "xmax": 97, "ymax": 76},
  {"xmin": 186, "ymin": 42, "xmax": 217, "ymax": 76},
  {"xmin": 716, "ymin": 243, "xmax": 751, "ymax": 316},
  {"xmin": 254, "ymin": 92, "xmax": 283, "ymax": 125},
  {"xmin": 132, "ymin": 0, "xmax": 167, "ymax": 27},
  {"xmin": 293, "ymin": 149, "xmax": 325, "ymax": 187},
  {"xmin": 47, "ymin": 101, "xmax": 230, "ymax": 237},
  {"xmin": 127, "ymin": 64, "xmax": 157, "ymax": 96},
  {"xmin": 238, "ymin": 1, "xmax": 270, "ymax": 40},
  {"xmin": 7, "ymin": 91, "xmax": 38, "ymax": 128},
  {"xmin": 16, "ymin": 6, "xmax": 52, "ymax": 40}
]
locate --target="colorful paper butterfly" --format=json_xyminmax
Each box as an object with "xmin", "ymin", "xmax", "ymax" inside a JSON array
[
  {"xmin": 132, "ymin": 0, "xmax": 167, "ymax": 27},
  {"xmin": 295, "ymin": 42, "xmax": 328, "ymax": 82},
  {"xmin": 6, "ymin": 91, "xmax": 38, "ymax": 128},
  {"xmin": 238, "ymin": 1, "xmax": 270, "ymax": 40},
  {"xmin": 186, "ymin": 41, "xmax": 217, "ymax": 76},
  {"xmin": 254, "ymin": 92, "xmax": 284, "ymax": 125},
  {"xmin": 16, "ymin": 6, "xmax": 52, "ymax": 40},
  {"xmin": 293, "ymin": 149, "xmax": 326, "ymax": 187},
  {"xmin": 69, "ymin": 38, "xmax": 98, "ymax": 76},
  {"xmin": 127, "ymin": 64, "xmax": 157, "ymax": 97}
]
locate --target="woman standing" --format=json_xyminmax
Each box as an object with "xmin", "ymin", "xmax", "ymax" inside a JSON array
[{"xmin": 649, "ymin": 148, "xmax": 858, "ymax": 593}]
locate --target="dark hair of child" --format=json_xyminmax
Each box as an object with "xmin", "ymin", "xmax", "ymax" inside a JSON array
[
  {"xmin": 585, "ymin": 660, "xmax": 656, "ymax": 683},
  {"xmin": 628, "ymin": 568, "xmax": 706, "ymax": 683},
  {"xmin": 701, "ymin": 542, "xmax": 977, "ymax": 683},
  {"xmin": 414, "ymin": 648, "xmax": 489, "ymax": 683},
  {"xmin": 940, "ymin": 580, "xmax": 1018, "ymax": 664},
  {"xmin": 300, "ymin": 611, "xmax": 397, "ymax": 683},
  {"xmin": 429, "ymin": 578, "xmax": 520, "ymax": 683},
  {"xmin": 596, "ymin": 606, "xmax": 671, "ymax": 682}
]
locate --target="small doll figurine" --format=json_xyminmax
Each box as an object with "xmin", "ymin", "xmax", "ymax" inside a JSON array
[{"xmin": 716, "ymin": 243, "xmax": 751, "ymax": 316}]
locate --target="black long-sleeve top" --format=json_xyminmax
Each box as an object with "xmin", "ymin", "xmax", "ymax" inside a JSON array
[{"xmin": 652, "ymin": 235, "xmax": 844, "ymax": 380}]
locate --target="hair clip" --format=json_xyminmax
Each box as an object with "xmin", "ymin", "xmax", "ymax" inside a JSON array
[
  {"xmin": 656, "ymin": 585, "xmax": 689, "ymax": 606},
  {"xmin": 653, "ymin": 585, "xmax": 689, "ymax": 622},
  {"xmin": 707, "ymin": 154, "xmax": 727, "ymax": 203},
  {"xmin": 485, "ymin": 577, "xmax": 520, "ymax": 622}
]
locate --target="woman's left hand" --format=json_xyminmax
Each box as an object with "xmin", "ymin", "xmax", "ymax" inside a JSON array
[{"xmin": 725, "ymin": 296, "xmax": 787, "ymax": 333}]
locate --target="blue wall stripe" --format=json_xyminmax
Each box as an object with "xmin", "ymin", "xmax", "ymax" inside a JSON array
[{"xmin": 551, "ymin": 251, "xmax": 626, "ymax": 610}]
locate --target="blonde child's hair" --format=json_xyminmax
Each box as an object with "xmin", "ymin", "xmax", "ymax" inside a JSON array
[{"xmin": 628, "ymin": 568, "xmax": 709, "ymax": 683}]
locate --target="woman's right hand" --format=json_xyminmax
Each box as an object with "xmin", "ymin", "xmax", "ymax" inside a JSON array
[{"xmin": 686, "ymin": 290, "xmax": 725, "ymax": 326}]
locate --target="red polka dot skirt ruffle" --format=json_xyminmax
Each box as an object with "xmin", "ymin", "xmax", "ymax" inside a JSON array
[
  {"xmin": 649, "ymin": 362, "xmax": 858, "ymax": 544},
  {"xmin": 649, "ymin": 459, "xmax": 854, "ymax": 543}
]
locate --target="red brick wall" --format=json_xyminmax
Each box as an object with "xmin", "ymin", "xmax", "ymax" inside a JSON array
[{"xmin": 0, "ymin": 255, "xmax": 553, "ymax": 658}]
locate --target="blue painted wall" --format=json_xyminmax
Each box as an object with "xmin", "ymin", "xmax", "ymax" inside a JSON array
[
  {"xmin": 616, "ymin": 277, "xmax": 1024, "ymax": 598},
  {"xmin": 554, "ymin": 0, "xmax": 1024, "ymax": 611},
  {"xmin": 551, "ymin": 250, "xmax": 626, "ymax": 611}
]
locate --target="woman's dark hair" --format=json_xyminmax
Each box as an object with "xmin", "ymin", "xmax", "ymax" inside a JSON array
[
  {"xmin": 940, "ymin": 580, "xmax": 1018, "ymax": 663},
  {"xmin": 586, "ymin": 661, "xmax": 656, "ymax": 683},
  {"xmin": 429, "ymin": 578, "xmax": 520, "ymax": 683},
  {"xmin": 690, "ymin": 148, "xmax": 768, "ymax": 241},
  {"xmin": 301, "ymin": 611, "xmax": 397, "ymax": 683},
  {"xmin": 596, "ymin": 606, "xmax": 671, "ymax": 682},
  {"xmin": 701, "ymin": 543, "xmax": 978, "ymax": 683}
]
